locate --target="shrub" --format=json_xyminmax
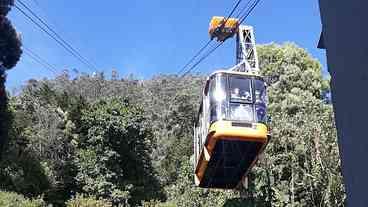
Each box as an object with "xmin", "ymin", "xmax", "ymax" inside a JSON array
[
  {"xmin": 142, "ymin": 200, "xmax": 176, "ymax": 207},
  {"xmin": 0, "ymin": 191, "xmax": 45, "ymax": 207},
  {"xmin": 66, "ymin": 195, "xmax": 112, "ymax": 207}
]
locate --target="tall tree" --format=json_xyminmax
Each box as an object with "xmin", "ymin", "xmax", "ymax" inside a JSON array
[
  {"xmin": 246, "ymin": 43, "xmax": 345, "ymax": 206},
  {"xmin": 0, "ymin": 0, "xmax": 22, "ymax": 163}
]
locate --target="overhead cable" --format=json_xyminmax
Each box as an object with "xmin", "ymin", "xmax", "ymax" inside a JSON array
[
  {"xmin": 181, "ymin": 42, "xmax": 224, "ymax": 78},
  {"xmin": 239, "ymin": 0, "xmax": 261, "ymax": 24},
  {"xmin": 225, "ymin": 0, "xmax": 244, "ymax": 22},
  {"xmin": 235, "ymin": 0, "xmax": 253, "ymax": 19},
  {"xmin": 23, "ymin": 47, "xmax": 58, "ymax": 74},
  {"xmin": 15, "ymin": 1, "xmax": 98, "ymax": 72},
  {"xmin": 177, "ymin": 40, "xmax": 213, "ymax": 75}
]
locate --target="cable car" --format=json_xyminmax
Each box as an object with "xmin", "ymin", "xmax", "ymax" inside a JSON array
[
  {"xmin": 194, "ymin": 16, "xmax": 269, "ymax": 189},
  {"xmin": 209, "ymin": 16, "xmax": 239, "ymax": 42},
  {"xmin": 194, "ymin": 70, "xmax": 269, "ymax": 189}
]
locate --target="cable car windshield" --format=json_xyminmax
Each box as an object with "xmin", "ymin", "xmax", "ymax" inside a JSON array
[
  {"xmin": 229, "ymin": 76, "xmax": 252, "ymax": 103},
  {"xmin": 205, "ymin": 73, "xmax": 267, "ymax": 124}
]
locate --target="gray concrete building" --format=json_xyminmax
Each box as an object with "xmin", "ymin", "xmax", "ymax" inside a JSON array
[{"xmin": 319, "ymin": 0, "xmax": 368, "ymax": 206}]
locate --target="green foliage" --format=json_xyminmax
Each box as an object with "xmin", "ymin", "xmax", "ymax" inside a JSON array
[
  {"xmin": 0, "ymin": 68, "xmax": 11, "ymax": 161},
  {"xmin": 142, "ymin": 200, "xmax": 176, "ymax": 207},
  {"xmin": 141, "ymin": 75, "xmax": 204, "ymax": 185},
  {"xmin": 162, "ymin": 157, "xmax": 238, "ymax": 207},
  {"xmin": 160, "ymin": 93, "xmax": 198, "ymax": 184},
  {"xmin": 66, "ymin": 195, "xmax": 112, "ymax": 207},
  {"xmin": 157, "ymin": 43, "xmax": 345, "ymax": 207},
  {"xmin": 0, "ymin": 191, "xmax": 45, "ymax": 207},
  {"xmin": 6, "ymin": 83, "xmax": 78, "ymax": 204},
  {"xmin": 0, "ymin": 11, "xmax": 23, "ymax": 198},
  {"xmin": 75, "ymin": 98, "xmax": 163, "ymax": 206},
  {"xmin": 0, "ymin": 16, "xmax": 22, "ymax": 69},
  {"xmin": 258, "ymin": 43, "xmax": 329, "ymax": 114},
  {"xmin": 245, "ymin": 43, "xmax": 345, "ymax": 206},
  {"xmin": 0, "ymin": 0, "xmax": 14, "ymax": 16},
  {"xmin": 0, "ymin": 43, "xmax": 345, "ymax": 206}
]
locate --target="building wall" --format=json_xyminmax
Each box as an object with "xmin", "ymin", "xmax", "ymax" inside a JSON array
[{"xmin": 319, "ymin": 0, "xmax": 368, "ymax": 206}]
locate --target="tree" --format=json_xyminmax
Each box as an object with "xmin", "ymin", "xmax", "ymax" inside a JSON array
[
  {"xmin": 245, "ymin": 43, "xmax": 345, "ymax": 206},
  {"xmin": 0, "ymin": 0, "xmax": 14, "ymax": 16},
  {"xmin": 0, "ymin": 1, "xmax": 22, "ymax": 184},
  {"xmin": 1, "ymin": 82, "xmax": 81, "ymax": 204},
  {"xmin": 160, "ymin": 92, "xmax": 198, "ymax": 184},
  {"xmin": 141, "ymin": 75, "xmax": 204, "ymax": 184},
  {"xmin": 0, "ymin": 66, "xmax": 11, "ymax": 161},
  {"xmin": 165, "ymin": 157, "xmax": 236, "ymax": 207},
  {"xmin": 75, "ymin": 98, "xmax": 164, "ymax": 206},
  {"xmin": 0, "ymin": 16, "xmax": 22, "ymax": 69}
]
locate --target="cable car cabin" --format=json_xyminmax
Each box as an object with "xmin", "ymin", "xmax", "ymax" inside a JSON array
[
  {"xmin": 194, "ymin": 70, "xmax": 269, "ymax": 189},
  {"xmin": 209, "ymin": 16, "xmax": 239, "ymax": 42}
]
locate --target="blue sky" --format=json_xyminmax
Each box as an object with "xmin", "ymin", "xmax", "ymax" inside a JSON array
[{"xmin": 6, "ymin": 0, "xmax": 326, "ymax": 89}]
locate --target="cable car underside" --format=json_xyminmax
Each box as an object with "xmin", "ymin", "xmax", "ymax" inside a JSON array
[
  {"xmin": 195, "ymin": 121, "xmax": 268, "ymax": 189},
  {"xmin": 199, "ymin": 140, "xmax": 263, "ymax": 189}
]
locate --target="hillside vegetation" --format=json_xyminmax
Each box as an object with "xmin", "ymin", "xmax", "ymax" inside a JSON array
[{"xmin": 0, "ymin": 44, "xmax": 345, "ymax": 206}]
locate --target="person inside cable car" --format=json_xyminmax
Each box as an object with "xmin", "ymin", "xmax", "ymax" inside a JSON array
[
  {"xmin": 230, "ymin": 76, "xmax": 252, "ymax": 101},
  {"xmin": 231, "ymin": 88, "xmax": 241, "ymax": 99},
  {"xmin": 254, "ymin": 80, "xmax": 267, "ymax": 123},
  {"xmin": 229, "ymin": 77, "xmax": 253, "ymax": 122},
  {"xmin": 231, "ymin": 87, "xmax": 251, "ymax": 100}
]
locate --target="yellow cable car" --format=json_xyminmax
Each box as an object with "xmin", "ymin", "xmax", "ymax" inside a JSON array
[
  {"xmin": 194, "ymin": 70, "xmax": 269, "ymax": 189},
  {"xmin": 209, "ymin": 16, "xmax": 239, "ymax": 42},
  {"xmin": 194, "ymin": 16, "xmax": 269, "ymax": 189}
]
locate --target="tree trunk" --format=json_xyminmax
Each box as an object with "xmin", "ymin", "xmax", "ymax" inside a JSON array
[{"xmin": 0, "ymin": 67, "xmax": 9, "ymax": 161}]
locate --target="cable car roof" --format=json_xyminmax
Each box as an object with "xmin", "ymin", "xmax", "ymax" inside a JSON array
[
  {"xmin": 203, "ymin": 70, "xmax": 264, "ymax": 95},
  {"xmin": 207, "ymin": 70, "xmax": 264, "ymax": 80}
]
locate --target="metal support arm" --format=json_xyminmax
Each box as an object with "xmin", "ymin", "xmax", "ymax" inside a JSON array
[{"xmin": 233, "ymin": 25, "xmax": 259, "ymax": 73}]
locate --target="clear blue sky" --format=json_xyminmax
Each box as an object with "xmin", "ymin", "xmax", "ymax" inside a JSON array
[{"xmin": 6, "ymin": 0, "xmax": 326, "ymax": 89}]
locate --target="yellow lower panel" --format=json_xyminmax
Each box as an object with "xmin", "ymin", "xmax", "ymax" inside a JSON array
[
  {"xmin": 207, "ymin": 121, "xmax": 268, "ymax": 151},
  {"xmin": 195, "ymin": 121, "xmax": 269, "ymax": 187}
]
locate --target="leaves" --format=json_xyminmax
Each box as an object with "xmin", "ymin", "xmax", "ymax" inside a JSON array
[
  {"xmin": 0, "ymin": 0, "xmax": 14, "ymax": 16},
  {"xmin": 75, "ymin": 98, "xmax": 163, "ymax": 206},
  {"xmin": 0, "ymin": 16, "xmax": 22, "ymax": 69}
]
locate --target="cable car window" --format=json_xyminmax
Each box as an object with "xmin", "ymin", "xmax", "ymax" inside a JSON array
[
  {"xmin": 217, "ymin": 75, "xmax": 227, "ymax": 120},
  {"xmin": 209, "ymin": 77, "xmax": 216, "ymax": 102},
  {"xmin": 209, "ymin": 74, "xmax": 227, "ymax": 123},
  {"xmin": 254, "ymin": 79, "xmax": 267, "ymax": 123},
  {"xmin": 229, "ymin": 103, "xmax": 254, "ymax": 122},
  {"xmin": 229, "ymin": 76, "xmax": 252, "ymax": 103},
  {"xmin": 209, "ymin": 77, "xmax": 217, "ymax": 123}
]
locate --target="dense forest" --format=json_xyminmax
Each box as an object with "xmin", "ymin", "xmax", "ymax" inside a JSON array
[{"xmin": 0, "ymin": 41, "xmax": 346, "ymax": 206}]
